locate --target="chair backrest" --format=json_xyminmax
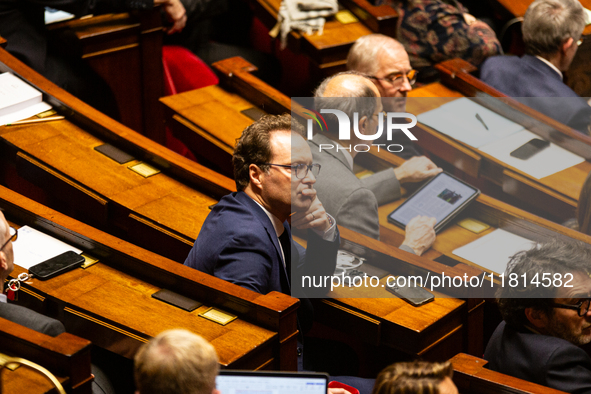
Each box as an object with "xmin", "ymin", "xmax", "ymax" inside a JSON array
[{"xmin": 162, "ymin": 45, "xmax": 219, "ymax": 96}]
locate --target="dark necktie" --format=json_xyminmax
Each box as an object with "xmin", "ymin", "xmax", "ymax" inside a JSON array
[{"xmin": 278, "ymin": 227, "xmax": 291, "ymax": 281}]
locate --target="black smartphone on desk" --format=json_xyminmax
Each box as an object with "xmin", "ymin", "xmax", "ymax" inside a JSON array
[
  {"xmin": 510, "ymin": 138, "xmax": 550, "ymax": 160},
  {"xmin": 29, "ymin": 251, "xmax": 84, "ymax": 280},
  {"xmin": 385, "ymin": 279, "xmax": 434, "ymax": 306}
]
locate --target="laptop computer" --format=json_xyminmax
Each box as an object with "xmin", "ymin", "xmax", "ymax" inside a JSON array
[{"xmin": 216, "ymin": 370, "xmax": 328, "ymax": 393}]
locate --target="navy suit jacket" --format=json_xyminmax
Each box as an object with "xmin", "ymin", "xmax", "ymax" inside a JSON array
[
  {"xmin": 484, "ymin": 321, "xmax": 591, "ymax": 393},
  {"xmin": 184, "ymin": 191, "xmax": 339, "ymax": 297},
  {"xmin": 480, "ymin": 55, "xmax": 591, "ymax": 134}
]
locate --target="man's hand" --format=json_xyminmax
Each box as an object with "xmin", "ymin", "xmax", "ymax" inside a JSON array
[
  {"xmin": 155, "ymin": 0, "xmax": 187, "ymax": 34},
  {"xmin": 393, "ymin": 156, "xmax": 442, "ymax": 184},
  {"xmin": 291, "ymin": 196, "xmax": 331, "ymax": 233},
  {"xmin": 401, "ymin": 216, "xmax": 436, "ymax": 256}
]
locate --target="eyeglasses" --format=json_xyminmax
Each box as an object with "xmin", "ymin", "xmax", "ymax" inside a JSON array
[
  {"xmin": 368, "ymin": 69, "xmax": 418, "ymax": 88},
  {"xmin": 261, "ymin": 163, "xmax": 321, "ymax": 179},
  {"xmin": 0, "ymin": 227, "xmax": 17, "ymax": 252},
  {"xmin": 552, "ymin": 299, "xmax": 591, "ymax": 317}
]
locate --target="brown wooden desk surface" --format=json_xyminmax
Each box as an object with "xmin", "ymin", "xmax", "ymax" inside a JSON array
[
  {"xmin": 0, "ymin": 119, "xmax": 221, "ymax": 260},
  {"xmin": 407, "ymin": 82, "xmax": 591, "ymax": 221},
  {"xmin": 2, "ymin": 368, "xmax": 68, "ymax": 394}
]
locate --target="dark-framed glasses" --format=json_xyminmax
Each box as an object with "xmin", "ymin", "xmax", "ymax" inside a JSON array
[
  {"xmin": 369, "ymin": 69, "xmax": 418, "ymax": 88},
  {"xmin": 552, "ymin": 299, "xmax": 591, "ymax": 317},
  {"xmin": 261, "ymin": 163, "xmax": 321, "ymax": 179},
  {"xmin": 0, "ymin": 226, "xmax": 17, "ymax": 251}
]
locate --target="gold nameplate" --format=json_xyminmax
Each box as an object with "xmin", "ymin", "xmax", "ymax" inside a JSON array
[
  {"xmin": 36, "ymin": 109, "xmax": 58, "ymax": 118},
  {"xmin": 198, "ymin": 307, "xmax": 237, "ymax": 326},
  {"xmin": 336, "ymin": 10, "xmax": 358, "ymax": 24},
  {"xmin": 128, "ymin": 162, "xmax": 161, "ymax": 178},
  {"xmin": 458, "ymin": 218, "xmax": 490, "ymax": 234},
  {"xmin": 80, "ymin": 253, "xmax": 99, "ymax": 269}
]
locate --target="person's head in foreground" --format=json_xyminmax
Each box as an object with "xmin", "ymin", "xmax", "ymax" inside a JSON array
[
  {"xmin": 523, "ymin": 0, "xmax": 585, "ymax": 71},
  {"xmin": 371, "ymin": 361, "xmax": 458, "ymax": 394},
  {"xmin": 497, "ymin": 240, "xmax": 591, "ymax": 345},
  {"xmin": 134, "ymin": 329, "xmax": 219, "ymax": 394}
]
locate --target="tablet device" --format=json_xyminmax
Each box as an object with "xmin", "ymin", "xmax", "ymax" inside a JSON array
[
  {"xmin": 217, "ymin": 370, "xmax": 328, "ymax": 394},
  {"xmin": 387, "ymin": 172, "xmax": 480, "ymax": 233}
]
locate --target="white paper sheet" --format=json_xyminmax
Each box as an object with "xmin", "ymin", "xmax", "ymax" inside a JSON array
[
  {"xmin": 417, "ymin": 98, "xmax": 524, "ymax": 148},
  {"xmin": 0, "ymin": 102, "xmax": 52, "ymax": 126},
  {"xmin": 478, "ymin": 129, "xmax": 585, "ymax": 179},
  {"xmin": 452, "ymin": 229, "xmax": 536, "ymax": 274},
  {"xmin": 12, "ymin": 226, "xmax": 82, "ymax": 270}
]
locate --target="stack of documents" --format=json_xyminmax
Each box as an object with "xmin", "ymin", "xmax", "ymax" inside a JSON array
[
  {"xmin": 0, "ymin": 73, "xmax": 52, "ymax": 126},
  {"xmin": 417, "ymin": 98, "xmax": 585, "ymax": 179}
]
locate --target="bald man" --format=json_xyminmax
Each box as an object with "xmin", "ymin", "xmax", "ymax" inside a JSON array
[{"xmin": 310, "ymin": 72, "xmax": 440, "ymax": 254}]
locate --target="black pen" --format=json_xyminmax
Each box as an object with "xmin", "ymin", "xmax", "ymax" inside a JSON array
[{"xmin": 475, "ymin": 113, "xmax": 489, "ymax": 130}]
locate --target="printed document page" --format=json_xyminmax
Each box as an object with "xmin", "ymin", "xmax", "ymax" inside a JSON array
[
  {"xmin": 417, "ymin": 98, "xmax": 524, "ymax": 148},
  {"xmin": 12, "ymin": 226, "xmax": 82, "ymax": 270},
  {"xmin": 478, "ymin": 129, "xmax": 585, "ymax": 179},
  {"xmin": 452, "ymin": 229, "xmax": 536, "ymax": 274}
]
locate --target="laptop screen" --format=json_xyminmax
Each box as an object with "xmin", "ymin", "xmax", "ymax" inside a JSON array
[{"xmin": 216, "ymin": 370, "xmax": 328, "ymax": 394}]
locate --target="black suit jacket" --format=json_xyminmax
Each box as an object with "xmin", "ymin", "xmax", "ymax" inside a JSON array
[{"xmin": 484, "ymin": 321, "xmax": 591, "ymax": 394}]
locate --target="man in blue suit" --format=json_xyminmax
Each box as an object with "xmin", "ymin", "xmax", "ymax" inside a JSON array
[
  {"xmin": 184, "ymin": 113, "xmax": 338, "ymax": 303},
  {"xmin": 480, "ymin": 0, "xmax": 591, "ymax": 134},
  {"xmin": 484, "ymin": 241, "xmax": 591, "ymax": 392}
]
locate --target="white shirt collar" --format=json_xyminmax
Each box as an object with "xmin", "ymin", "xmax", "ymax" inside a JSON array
[
  {"xmin": 535, "ymin": 56, "xmax": 563, "ymax": 80},
  {"xmin": 334, "ymin": 141, "xmax": 354, "ymax": 170},
  {"xmin": 253, "ymin": 200, "xmax": 285, "ymax": 237}
]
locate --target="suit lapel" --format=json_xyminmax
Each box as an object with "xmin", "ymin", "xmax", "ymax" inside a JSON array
[{"xmin": 235, "ymin": 192, "xmax": 291, "ymax": 293}]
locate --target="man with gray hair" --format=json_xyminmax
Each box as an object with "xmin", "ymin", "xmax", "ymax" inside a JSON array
[
  {"xmin": 347, "ymin": 34, "xmax": 414, "ymax": 113},
  {"xmin": 134, "ymin": 329, "xmax": 220, "ymax": 394},
  {"xmin": 480, "ymin": 0, "xmax": 591, "ymax": 134},
  {"xmin": 484, "ymin": 240, "xmax": 591, "ymax": 392}
]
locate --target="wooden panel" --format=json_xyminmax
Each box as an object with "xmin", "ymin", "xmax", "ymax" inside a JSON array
[
  {"xmin": 451, "ymin": 353, "xmax": 568, "ymax": 394},
  {"xmin": 48, "ymin": 10, "xmax": 165, "ymax": 142},
  {"xmin": 0, "ymin": 317, "xmax": 92, "ymax": 394}
]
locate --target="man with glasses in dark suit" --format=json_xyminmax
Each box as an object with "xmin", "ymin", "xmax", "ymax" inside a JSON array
[{"xmin": 484, "ymin": 240, "xmax": 591, "ymax": 393}]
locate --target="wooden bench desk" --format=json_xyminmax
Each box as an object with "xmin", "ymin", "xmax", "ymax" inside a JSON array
[
  {"xmin": 0, "ymin": 317, "xmax": 92, "ymax": 394},
  {"xmin": 47, "ymin": 8, "xmax": 165, "ymax": 143},
  {"xmin": 1, "ymin": 185, "xmax": 298, "ymax": 371},
  {"xmin": 451, "ymin": 353, "xmax": 567, "ymax": 394},
  {"xmin": 405, "ymin": 58, "xmax": 591, "ymax": 223},
  {"xmin": 0, "ymin": 45, "xmax": 233, "ymax": 263}
]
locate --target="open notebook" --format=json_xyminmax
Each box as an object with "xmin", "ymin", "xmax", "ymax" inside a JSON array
[{"xmin": 216, "ymin": 370, "xmax": 328, "ymax": 394}]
